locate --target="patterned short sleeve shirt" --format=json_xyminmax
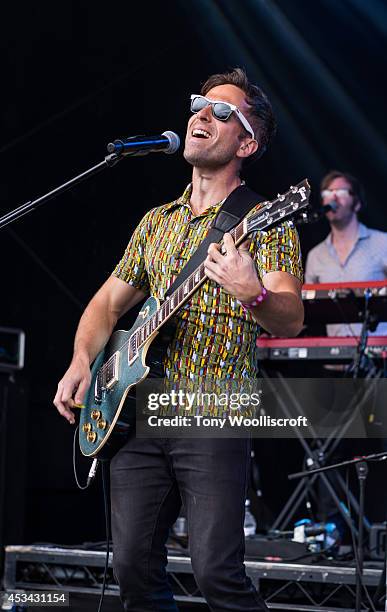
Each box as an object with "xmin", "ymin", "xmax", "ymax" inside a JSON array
[{"xmin": 113, "ymin": 183, "xmax": 303, "ymax": 381}]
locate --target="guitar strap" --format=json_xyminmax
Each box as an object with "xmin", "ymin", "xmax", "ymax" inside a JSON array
[{"xmin": 165, "ymin": 184, "xmax": 265, "ymax": 298}]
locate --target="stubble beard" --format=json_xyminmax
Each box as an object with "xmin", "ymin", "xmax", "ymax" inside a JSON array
[
  {"xmin": 329, "ymin": 210, "xmax": 356, "ymax": 231},
  {"xmin": 183, "ymin": 141, "xmax": 237, "ymax": 169}
]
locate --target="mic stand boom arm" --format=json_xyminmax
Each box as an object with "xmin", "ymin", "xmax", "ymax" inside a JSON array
[{"xmin": 0, "ymin": 153, "xmax": 121, "ymax": 231}]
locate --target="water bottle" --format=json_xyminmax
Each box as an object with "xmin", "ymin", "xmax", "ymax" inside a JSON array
[
  {"xmin": 173, "ymin": 516, "xmax": 188, "ymax": 538},
  {"xmin": 244, "ymin": 499, "xmax": 257, "ymax": 538}
]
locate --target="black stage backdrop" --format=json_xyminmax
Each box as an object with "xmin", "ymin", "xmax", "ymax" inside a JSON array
[{"xmin": 0, "ymin": 0, "xmax": 386, "ymax": 544}]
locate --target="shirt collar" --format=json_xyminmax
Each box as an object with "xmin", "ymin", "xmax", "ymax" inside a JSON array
[
  {"xmin": 358, "ymin": 223, "xmax": 370, "ymax": 239},
  {"xmin": 325, "ymin": 222, "xmax": 370, "ymax": 246},
  {"xmin": 160, "ymin": 183, "xmax": 223, "ymax": 216}
]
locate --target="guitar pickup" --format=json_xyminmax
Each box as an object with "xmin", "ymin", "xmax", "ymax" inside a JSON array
[{"xmin": 105, "ymin": 351, "xmax": 120, "ymax": 390}]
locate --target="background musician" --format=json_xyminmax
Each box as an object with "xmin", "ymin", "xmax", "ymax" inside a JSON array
[
  {"xmin": 304, "ymin": 170, "xmax": 387, "ymax": 532},
  {"xmin": 305, "ymin": 170, "xmax": 387, "ymax": 336}
]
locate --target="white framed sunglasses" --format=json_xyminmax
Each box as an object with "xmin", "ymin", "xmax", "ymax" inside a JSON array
[
  {"xmin": 321, "ymin": 188, "xmax": 351, "ymax": 200},
  {"xmin": 190, "ymin": 94, "xmax": 256, "ymax": 140}
]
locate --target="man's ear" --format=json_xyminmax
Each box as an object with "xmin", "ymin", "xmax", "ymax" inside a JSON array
[
  {"xmin": 237, "ymin": 138, "xmax": 259, "ymax": 159},
  {"xmin": 353, "ymin": 199, "xmax": 362, "ymax": 213}
]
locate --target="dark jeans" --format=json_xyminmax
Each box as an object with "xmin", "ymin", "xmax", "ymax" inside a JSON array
[{"xmin": 110, "ymin": 436, "xmax": 268, "ymax": 611}]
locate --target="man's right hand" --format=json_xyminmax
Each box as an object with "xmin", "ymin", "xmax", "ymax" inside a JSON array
[
  {"xmin": 53, "ymin": 278, "xmax": 147, "ymax": 425},
  {"xmin": 53, "ymin": 354, "xmax": 91, "ymax": 425}
]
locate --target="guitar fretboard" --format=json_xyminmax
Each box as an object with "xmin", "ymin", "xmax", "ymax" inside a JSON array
[{"xmin": 128, "ymin": 221, "xmax": 245, "ymax": 360}]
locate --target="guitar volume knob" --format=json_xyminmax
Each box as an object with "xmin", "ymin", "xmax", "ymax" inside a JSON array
[
  {"xmin": 97, "ymin": 419, "xmax": 107, "ymax": 430},
  {"xmin": 91, "ymin": 410, "xmax": 101, "ymax": 420},
  {"xmin": 87, "ymin": 431, "xmax": 97, "ymax": 444},
  {"xmin": 82, "ymin": 423, "xmax": 92, "ymax": 433}
]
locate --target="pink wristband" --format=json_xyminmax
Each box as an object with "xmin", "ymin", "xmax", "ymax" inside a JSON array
[{"xmin": 241, "ymin": 287, "xmax": 268, "ymax": 310}]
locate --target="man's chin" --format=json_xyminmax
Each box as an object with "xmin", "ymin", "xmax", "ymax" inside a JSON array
[
  {"xmin": 183, "ymin": 148, "xmax": 231, "ymax": 169},
  {"xmin": 329, "ymin": 216, "xmax": 352, "ymax": 230},
  {"xmin": 184, "ymin": 151, "xmax": 212, "ymax": 168}
]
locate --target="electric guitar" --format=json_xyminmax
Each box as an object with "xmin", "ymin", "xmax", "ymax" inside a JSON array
[{"xmin": 79, "ymin": 179, "xmax": 311, "ymax": 458}]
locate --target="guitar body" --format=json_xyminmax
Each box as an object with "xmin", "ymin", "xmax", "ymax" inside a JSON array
[{"xmin": 79, "ymin": 295, "xmax": 160, "ymax": 459}]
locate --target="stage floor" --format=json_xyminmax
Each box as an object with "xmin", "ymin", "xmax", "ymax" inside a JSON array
[{"xmin": 1, "ymin": 544, "xmax": 385, "ymax": 611}]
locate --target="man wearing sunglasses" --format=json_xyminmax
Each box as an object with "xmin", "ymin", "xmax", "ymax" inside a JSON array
[
  {"xmin": 305, "ymin": 170, "xmax": 387, "ymax": 336},
  {"xmin": 54, "ymin": 68, "xmax": 304, "ymax": 611}
]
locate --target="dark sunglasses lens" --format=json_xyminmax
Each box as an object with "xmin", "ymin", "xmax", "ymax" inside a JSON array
[
  {"xmin": 191, "ymin": 96, "xmax": 208, "ymax": 113},
  {"xmin": 213, "ymin": 102, "xmax": 232, "ymax": 120}
]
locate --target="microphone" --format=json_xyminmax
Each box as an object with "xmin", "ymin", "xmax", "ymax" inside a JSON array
[
  {"xmin": 322, "ymin": 201, "xmax": 338, "ymax": 213},
  {"xmin": 295, "ymin": 200, "xmax": 338, "ymax": 225},
  {"xmin": 107, "ymin": 131, "xmax": 180, "ymax": 156}
]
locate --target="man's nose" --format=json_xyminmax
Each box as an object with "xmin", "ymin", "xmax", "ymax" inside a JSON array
[{"xmin": 196, "ymin": 104, "xmax": 212, "ymax": 121}]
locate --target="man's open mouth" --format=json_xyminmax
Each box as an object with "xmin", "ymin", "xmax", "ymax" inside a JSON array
[{"xmin": 192, "ymin": 128, "xmax": 211, "ymax": 139}]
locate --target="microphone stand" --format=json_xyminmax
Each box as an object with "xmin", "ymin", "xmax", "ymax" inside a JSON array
[
  {"xmin": 288, "ymin": 451, "xmax": 387, "ymax": 612},
  {"xmin": 0, "ymin": 152, "xmax": 121, "ymax": 231},
  {"xmin": 350, "ymin": 288, "xmax": 380, "ymax": 379}
]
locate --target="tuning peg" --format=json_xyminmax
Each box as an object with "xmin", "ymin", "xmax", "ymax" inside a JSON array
[{"xmin": 290, "ymin": 185, "xmax": 298, "ymax": 193}]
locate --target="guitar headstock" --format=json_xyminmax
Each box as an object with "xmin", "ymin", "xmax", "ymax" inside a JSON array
[{"xmin": 247, "ymin": 179, "xmax": 311, "ymax": 233}]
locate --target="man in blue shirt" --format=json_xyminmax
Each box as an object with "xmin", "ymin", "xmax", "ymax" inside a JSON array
[
  {"xmin": 305, "ymin": 170, "xmax": 387, "ymax": 336},
  {"xmin": 305, "ymin": 171, "xmax": 387, "ymax": 532}
]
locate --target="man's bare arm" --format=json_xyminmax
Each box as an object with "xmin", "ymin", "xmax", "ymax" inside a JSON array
[
  {"xmin": 53, "ymin": 276, "xmax": 146, "ymax": 424},
  {"xmin": 250, "ymin": 271, "xmax": 303, "ymax": 337}
]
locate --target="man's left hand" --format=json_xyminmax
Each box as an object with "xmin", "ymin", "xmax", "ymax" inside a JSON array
[{"xmin": 204, "ymin": 233, "xmax": 262, "ymax": 303}]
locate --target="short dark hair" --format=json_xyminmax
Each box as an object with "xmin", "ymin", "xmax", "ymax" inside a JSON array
[
  {"xmin": 200, "ymin": 67, "xmax": 276, "ymax": 163},
  {"xmin": 320, "ymin": 170, "xmax": 366, "ymax": 211}
]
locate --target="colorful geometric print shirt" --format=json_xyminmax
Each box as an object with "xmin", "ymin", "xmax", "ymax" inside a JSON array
[{"xmin": 113, "ymin": 183, "xmax": 303, "ymax": 382}]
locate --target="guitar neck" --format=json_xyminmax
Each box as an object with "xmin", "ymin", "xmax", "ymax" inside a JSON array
[{"xmin": 132, "ymin": 221, "xmax": 247, "ymax": 351}]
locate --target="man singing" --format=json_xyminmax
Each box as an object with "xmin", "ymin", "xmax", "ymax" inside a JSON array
[
  {"xmin": 305, "ymin": 170, "xmax": 387, "ymax": 336},
  {"xmin": 54, "ymin": 68, "xmax": 303, "ymax": 611}
]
